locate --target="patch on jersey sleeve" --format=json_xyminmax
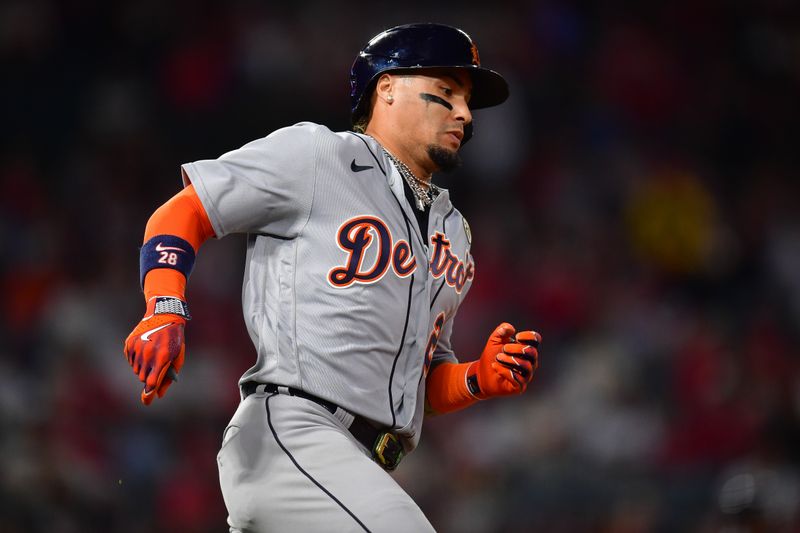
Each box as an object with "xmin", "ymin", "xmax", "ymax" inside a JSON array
[{"xmin": 462, "ymin": 216, "xmax": 472, "ymax": 245}]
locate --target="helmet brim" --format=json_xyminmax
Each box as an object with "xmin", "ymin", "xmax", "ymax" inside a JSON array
[{"xmin": 466, "ymin": 66, "xmax": 509, "ymax": 109}]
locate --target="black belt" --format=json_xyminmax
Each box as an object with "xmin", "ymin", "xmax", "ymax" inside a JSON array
[{"xmin": 241, "ymin": 381, "xmax": 387, "ymax": 463}]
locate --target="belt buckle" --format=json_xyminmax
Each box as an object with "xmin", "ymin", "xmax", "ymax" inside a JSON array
[{"xmin": 372, "ymin": 431, "xmax": 404, "ymax": 471}]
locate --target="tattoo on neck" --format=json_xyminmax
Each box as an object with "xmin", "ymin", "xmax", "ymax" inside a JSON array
[{"xmin": 419, "ymin": 93, "xmax": 453, "ymax": 110}]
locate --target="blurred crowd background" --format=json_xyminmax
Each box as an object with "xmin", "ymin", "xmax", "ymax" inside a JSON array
[{"xmin": 2, "ymin": 1, "xmax": 800, "ymax": 532}]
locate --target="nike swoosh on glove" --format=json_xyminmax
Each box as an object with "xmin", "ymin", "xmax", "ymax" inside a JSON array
[{"xmin": 123, "ymin": 297, "xmax": 187, "ymax": 405}]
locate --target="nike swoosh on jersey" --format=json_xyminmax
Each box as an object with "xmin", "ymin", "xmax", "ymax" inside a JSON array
[
  {"xmin": 351, "ymin": 159, "xmax": 374, "ymax": 172},
  {"xmin": 140, "ymin": 322, "xmax": 173, "ymax": 341},
  {"xmin": 155, "ymin": 243, "xmax": 186, "ymax": 253}
]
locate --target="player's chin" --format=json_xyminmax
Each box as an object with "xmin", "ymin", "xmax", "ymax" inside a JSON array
[{"xmin": 427, "ymin": 144, "xmax": 462, "ymax": 174}]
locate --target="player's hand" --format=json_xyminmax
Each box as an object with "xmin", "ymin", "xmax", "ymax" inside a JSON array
[
  {"xmin": 467, "ymin": 323, "xmax": 541, "ymax": 399},
  {"xmin": 123, "ymin": 296, "xmax": 189, "ymax": 405}
]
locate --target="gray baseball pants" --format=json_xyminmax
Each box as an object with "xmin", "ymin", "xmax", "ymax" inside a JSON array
[{"xmin": 217, "ymin": 390, "xmax": 435, "ymax": 532}]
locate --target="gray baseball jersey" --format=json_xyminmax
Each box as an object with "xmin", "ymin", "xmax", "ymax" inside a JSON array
[{"xmin": 181, "ymin": 122, "xmax": 474, "ymax": 451}]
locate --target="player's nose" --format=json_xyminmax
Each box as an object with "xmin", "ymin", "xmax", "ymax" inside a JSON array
[{"xmin": 453, "ymin": 97, "xmax": 472, "ymax": 125}]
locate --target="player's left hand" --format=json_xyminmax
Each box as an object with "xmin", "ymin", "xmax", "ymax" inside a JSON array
[
  {"xmin": 123, "ymin": 296, "xmax": 188, "ymax": 405},
  {"xmin": 468, "ymin": 323, "xmax": 541, "ymax": 399}
]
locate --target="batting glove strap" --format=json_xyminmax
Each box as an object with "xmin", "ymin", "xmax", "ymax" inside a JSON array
[
  {"xmin": 466, "ymin": 371, "xmax": 482, "ymax": 398},
  {"xmin": 153, "ymin": 296, "xmax": 191, "ymax": 319}
]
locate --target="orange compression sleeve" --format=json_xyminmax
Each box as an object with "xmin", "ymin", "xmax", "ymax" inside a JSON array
[
  {"xmin": 425, "ymin": 361, "xmax": 479, "ymax": 415},
  {"xmin": 142, "ymin": 184, "xmax": 215, "ymax": 301}
]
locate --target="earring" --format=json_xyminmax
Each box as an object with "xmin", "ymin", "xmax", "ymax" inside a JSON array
[{"xmin": 387, "ymin": 95, "xmax": 394, "ymax": 103}]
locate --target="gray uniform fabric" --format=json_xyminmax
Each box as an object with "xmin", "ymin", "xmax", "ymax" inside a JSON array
[
  {"xmin": 217, "ymin": 391, "xmax": 435, "ymax": 532},
  {"xmin": 182, "ymin": 122, "xmax": 474, "ymax": 446},
  {"xmin": 182, "ymin": 123, "xmax": 475, "ymax": 530}
]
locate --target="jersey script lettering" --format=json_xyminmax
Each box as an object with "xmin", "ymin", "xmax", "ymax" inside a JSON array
[
  {"xmin": 328, "ymin": 216, "xmax": 417, "ymax": 287},
  {"xmin": 429, "ymin": 232, "xmax": 474, "ymax": 293},
  {"xmin": 328, "ymin": 219, "xmax": 474, "ymax": 293}
]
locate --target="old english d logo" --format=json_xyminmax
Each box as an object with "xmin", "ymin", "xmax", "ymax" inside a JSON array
[
  {"xmin": 470, "ymin": 42, "xmax": 480, "ymax": 66},
  {"xmin": 328, "ymin": 215, "xmax": 417, "ymax": 288}
]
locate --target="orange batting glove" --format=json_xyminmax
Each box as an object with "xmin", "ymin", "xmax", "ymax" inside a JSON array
[
  {"xmin": 466, "ymin": 323, "xmax": 541, "ymax": 399},
  {"xmin": 123, "ymin": 296, "xmax": 190, "ymax": 405}
]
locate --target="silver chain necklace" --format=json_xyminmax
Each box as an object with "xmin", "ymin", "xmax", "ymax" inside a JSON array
[{"xmin": 383, "ymin": 149, "xmax": 439, "ymax": 210}]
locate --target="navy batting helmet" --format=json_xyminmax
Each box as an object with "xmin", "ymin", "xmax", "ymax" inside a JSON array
[{"xmin": 349, "ymin": 23, "xmax": 509, "ymax": 126}]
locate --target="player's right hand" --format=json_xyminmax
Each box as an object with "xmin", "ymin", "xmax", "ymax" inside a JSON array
[
  {"xmin": 123, "ymin": 296, "xmax": 188, "ymax": 405},
  {"xmin": 467, "ymin": 323, "xmax": 541, "ymax": 399}
]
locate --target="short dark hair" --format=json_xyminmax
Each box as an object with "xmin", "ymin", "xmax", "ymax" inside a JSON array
[{"xmin": 351, "ymin": 86, "xmax": 378, "ymax": 133}]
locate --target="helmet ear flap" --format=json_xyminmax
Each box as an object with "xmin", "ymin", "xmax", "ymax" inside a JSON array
[{"xmin": 461, "ymin": 121, "xmax": 474, "ymax": 146}]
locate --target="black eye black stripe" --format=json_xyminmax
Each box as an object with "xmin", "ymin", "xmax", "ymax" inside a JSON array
[{"xmin": 419, "ymin": 93, "xmax": 453, "ymax": 110}]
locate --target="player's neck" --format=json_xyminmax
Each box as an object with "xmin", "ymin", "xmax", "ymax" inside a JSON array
[{"xmin": 364, "ymin": 130, "xmax": 432, "ymax": 183}]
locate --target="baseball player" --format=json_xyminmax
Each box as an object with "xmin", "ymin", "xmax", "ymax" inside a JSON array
[{"xmin": 124, "ymin": 23, "xmax": 542, "ymax": 532}]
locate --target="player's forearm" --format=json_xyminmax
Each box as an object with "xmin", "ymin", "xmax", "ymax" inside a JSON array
[
  {"xmin": 143, "ymin": 269, "xmax": 187, "ymax": 301},
  {"xmin": 141, "ymin": 184, "xmax": 215, "ymax": 301},
  {"xmin": 426, "ymin": 325, "xmax": 542, "ymax": 415},
  {"xmin": 425, "ymin": 361, "xmax": 478, "ymax": 415}
]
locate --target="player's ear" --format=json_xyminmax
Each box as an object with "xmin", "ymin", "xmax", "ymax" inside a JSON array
[{"xmin": 374, "ymin": 74, "xmax": 395, "ymax": 105}]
